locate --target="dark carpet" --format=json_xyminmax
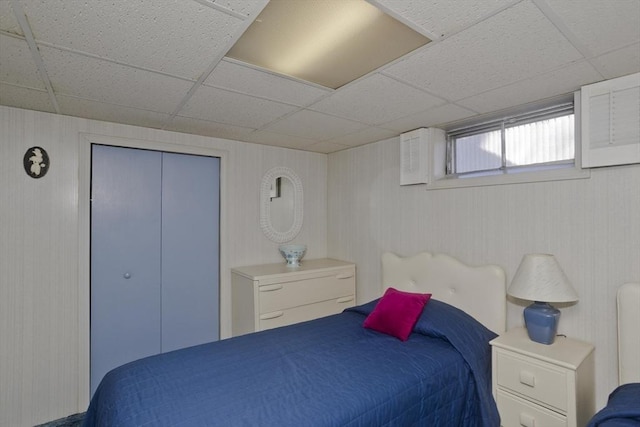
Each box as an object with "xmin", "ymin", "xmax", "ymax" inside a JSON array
[{"xmin": 35, "ymin": 412, "xmax": 84, "ymax": 427}]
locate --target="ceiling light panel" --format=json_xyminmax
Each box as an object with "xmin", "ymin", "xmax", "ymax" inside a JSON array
[{"xmin": 226, "ymin": 0, "xmax": 430, "ymax": 89}]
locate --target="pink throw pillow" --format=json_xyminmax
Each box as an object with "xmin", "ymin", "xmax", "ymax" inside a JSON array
[{"xmin": 363, "ymin": 287, "xmax": 431, "ymax": 341}]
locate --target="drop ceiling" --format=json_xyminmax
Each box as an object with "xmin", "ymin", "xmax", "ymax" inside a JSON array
[{"xmin": 0, "ymin": 0, "xmax": 639, "ymax": 154}]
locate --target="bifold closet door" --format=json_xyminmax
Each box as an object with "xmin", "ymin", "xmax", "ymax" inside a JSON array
[
  {"xmin": 90, "ymin": 145, "xmax": 162, "ymax": 396},
  {"xmin": 90, "ymin": 145, "xmax": 220, "ymax": 396},
  {"xmin": 161, "ymin": 152, "xmax": 219, "ymax": 352}
]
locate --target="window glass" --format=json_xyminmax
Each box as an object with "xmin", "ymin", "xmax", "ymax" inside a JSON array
[
  {"xmin": 505, "ymin": 115, "xmax": 574, "ymax": 166},
  {"xmin": 454, "ymin": 130, "xmax": 502, "ymax": 173}
]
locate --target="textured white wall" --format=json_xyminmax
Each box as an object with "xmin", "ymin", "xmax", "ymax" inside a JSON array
[
  {"xmin": 0, "ymin": 105, "xmax": 327, "ymax": 426},
  {"xmin": 3, "ymin": 102, "xmax": 636, "ymax": 424},
  {"xmin": 328, "ymin": 136, "xmax": 640, "ymax": 410}
]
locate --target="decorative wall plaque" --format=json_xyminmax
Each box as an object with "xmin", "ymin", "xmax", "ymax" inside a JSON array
[{"xmin": 23, "ymin": 146, "xmax": 49, "ymax": 178}]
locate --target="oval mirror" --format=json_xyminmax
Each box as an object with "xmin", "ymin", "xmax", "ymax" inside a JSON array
[{"xmin": 260, "ymin": 167, "xmax": 303, "ymax": 243}]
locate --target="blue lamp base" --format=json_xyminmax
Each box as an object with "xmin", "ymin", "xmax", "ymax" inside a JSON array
[{"xmin": 523, "ymin": 301, "xmax": 560, "ymax": 345}]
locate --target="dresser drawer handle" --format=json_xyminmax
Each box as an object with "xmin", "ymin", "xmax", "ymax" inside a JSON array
[
  {"xmin": 336, "ymin": 272, "xmax": 354, "ymax": 279},
  {"xmin": 336, "ymin": 296, "xmax": 354, "ymax": 304},
  {"xmin": 519, "ymin": 370, "xmax": 536, "ymax": 387},
  {"xmin": 519, "ymin": 412, "xmax": 536, "ymax": 427},
  {"xmin": 259, "ymin": 284, "xmax": 283, "ymax": 292},
  {"xmin": 260, "ymin": 311, "xmax": 284, "ymax": 320}
]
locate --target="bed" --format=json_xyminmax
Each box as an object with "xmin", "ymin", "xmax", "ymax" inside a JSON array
[
  {"xmin": 587, "ymin": 282, "xmax": 640, "ymax": 427},
  {"xmin": 83, "ymin": 251, "xmax": 506, "ymax": 427}
]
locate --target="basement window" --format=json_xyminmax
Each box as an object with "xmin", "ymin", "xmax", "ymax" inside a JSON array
[
  {"xmin": 447, "ymin": 102, "xmax": 576, "ymax": 178},
  {"xmin": 423, "ymin": 96, "xmax": 591, "ymax": 190}
]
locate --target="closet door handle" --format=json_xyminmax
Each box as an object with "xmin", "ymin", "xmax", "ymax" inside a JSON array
[
  {"xmin": 259, "ymin": 284, "xmax": 283, "ymax": 292},
  {"xmin": 260, "ymin": 311, "xmax": 284, "ymax": 320},
  {"xmin": 336, "ymin": 272, "xmax": 354, "ymax": 279},
  {"xmin": 337, "ymin": 296, "xmax": 354, "ymax": 304}
]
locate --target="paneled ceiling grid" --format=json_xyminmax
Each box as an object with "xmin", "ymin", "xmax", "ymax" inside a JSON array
[{"xmin": 0, "ymin": 0, "xmax": 638, "ymax": 153}]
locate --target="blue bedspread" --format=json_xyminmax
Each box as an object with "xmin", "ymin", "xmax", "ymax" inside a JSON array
[
  {"xmin": 587, "ymin": 383, "xmax": 640, "ymax": 427},
  {"xmin": 84, "ymin": 299, "xmax": 498, "ymax": 427}
]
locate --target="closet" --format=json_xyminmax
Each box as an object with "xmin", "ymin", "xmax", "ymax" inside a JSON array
[{"xmin": 90, "ymin": 144, "xmax": 220, "ymax": 396}]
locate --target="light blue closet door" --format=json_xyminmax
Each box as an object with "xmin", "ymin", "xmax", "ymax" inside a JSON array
[
  {"xmin": 161, "ymin": 152, "xmax": 220, "ymax": 352},
  {"xmin": 90, "ymin": 145, "xmax": 163, "ymax": 396},
  {"xmin": 90, "ymin": 145, "xmax": 220, "ymax": 396}
]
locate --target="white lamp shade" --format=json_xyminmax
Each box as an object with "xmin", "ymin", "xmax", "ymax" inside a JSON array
[{"xmin": 508, "ymin": 254, "xmax": 578, "ymax": 303}]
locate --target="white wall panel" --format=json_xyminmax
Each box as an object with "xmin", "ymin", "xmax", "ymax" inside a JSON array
[
  {"xmin": 0, "ymin": 105, "xmax": 327, "ymax": 426},
  {"xmin": 328, "ymin": 136, "xmax": 640, "ymax": 410}
]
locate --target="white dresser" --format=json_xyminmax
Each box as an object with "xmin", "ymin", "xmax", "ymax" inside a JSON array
[
  {"xmin": 490, "ymin": 327, "xmax": 595, "ymax": 427},
  {"xmin": 231, "ymin": 258, "xmax": 356, "ymax": 337}
]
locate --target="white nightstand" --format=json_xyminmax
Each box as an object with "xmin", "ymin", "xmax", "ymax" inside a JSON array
[{"xmin": 490, "ymin": 327, "xmax": 595, "ymax": 427}]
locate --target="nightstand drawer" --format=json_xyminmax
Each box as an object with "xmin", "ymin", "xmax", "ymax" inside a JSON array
[
  {"xmin": 258, "ymin": 268, "xmax": 355, "ymax": 313},
  {"xmin": 259, "ymin": 296, "xmax": 355, "ymax": 331},
  {"xmin": 497, "ymin": 390, "xmax": 567, "ymax": 427},
  {"xmin": 496, "ymin": 351, "xmax": 568, "ymax": 412}
]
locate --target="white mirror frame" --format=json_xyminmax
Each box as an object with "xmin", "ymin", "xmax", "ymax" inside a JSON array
[{"xmin": 260, "ymin": 167, "xmax": 303, "ymax": 243}]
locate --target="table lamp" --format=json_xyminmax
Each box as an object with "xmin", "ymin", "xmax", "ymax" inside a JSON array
[{"xmin": 507, "ymin": 254, "xmax": 578, "ymax": 345}]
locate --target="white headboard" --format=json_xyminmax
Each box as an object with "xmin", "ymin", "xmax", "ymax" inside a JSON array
[
  {"xmin": 617, "ymin": 282, "xmax": 640, "ymax": 385},
  {"xmin": 381, "ymin": 252, "xmax": 506, "ymax": 334}
]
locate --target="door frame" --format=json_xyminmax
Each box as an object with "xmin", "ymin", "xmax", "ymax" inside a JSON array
[{"xmin": 77, "ymin": 133, "xmax": 228, "ymax": 409}]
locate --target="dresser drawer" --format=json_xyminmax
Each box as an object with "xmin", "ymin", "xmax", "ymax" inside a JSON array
[
  {"xmin": 496, "ymin": 351, "xmax": 568, "ymax": 412},
  {"xmin": 258, "ymin": 268, "xmax": 355, "ymax": 313},
  {"xmin": 497, "ymin": 390, "xmax": 567, "ymax": 427},
  {"xmin": 259, "ymin": 296, "xmax": 355, "ymax": 331}
]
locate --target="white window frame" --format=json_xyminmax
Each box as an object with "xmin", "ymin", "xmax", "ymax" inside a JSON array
[{"xmin": 425, "ymin": 92, "xmax": 589, "ymax": 190}]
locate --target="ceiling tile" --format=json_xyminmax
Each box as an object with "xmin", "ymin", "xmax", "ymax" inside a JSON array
[
  {"xmin": 263, "ymin": 109, "xmax": 368, "ymax": 140},
  {"xmin": 0, "ymin": 1, "xmax": 21, "ymax": 34},
  {"xmin": 0, "ymin": 34, "xmax": 45, "ymax": 89},
  {"xmin": 57, "ymin": 95, "xmax": 170, "ymax": 128},
  {"xmin": 374, "ymin": 0, "xmax": 516, "ymax": 38},
  {"xmin": 20, "ymin": 0, "xmax": 253, "ymax": 79},
  {"xmin": 382, "ymin": 102, "xmax": 478, "ymax": 132},
  {"xmin": 458, "ymin": 60, "xmax": 603, "ymax": 114},
  {"xmin": 0, "ymin": 83, "xmax": 55, "ymax": 113},
  {"xmin": 243, "ymin": 130, "xmax": 318, "ymax": 150},
  {"xmin": 205, "ymin": 0, "xmax": 267, "ymax": 17},
  {"xmin": 204, "ymin": 60, "xmax": 331, "ymax": 106},
  {"xmin": 305, "ymin": 140, "xmax": 351, "ymax": 154},
  {"xmin": 590, "ymin": 43, "xmax": 640, "ymax": 81},
  {"xmin": 545, "ymin": 0, "xmax": 640, "ymax": 56},
  {"xmin": 166, "ymin": 115, "xmax": 256, "ymax": 141},
  {"xmin": 309, "ymin": 74, "xmax": 444, "ymax": 125},
  {"xmin": 180, "ymin": 84, "xmax": 298, "ymax": 128},
  {"xmin": 384, "ymin": 1, "xmax": 584, "ymax": 101},
  {"xmin": 40, "ymin": 46, "xmax": 193, "ymax": 113},
  {"xmin": 321, "ymin": 126, "xmax": 398, "ymax": 147}
]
